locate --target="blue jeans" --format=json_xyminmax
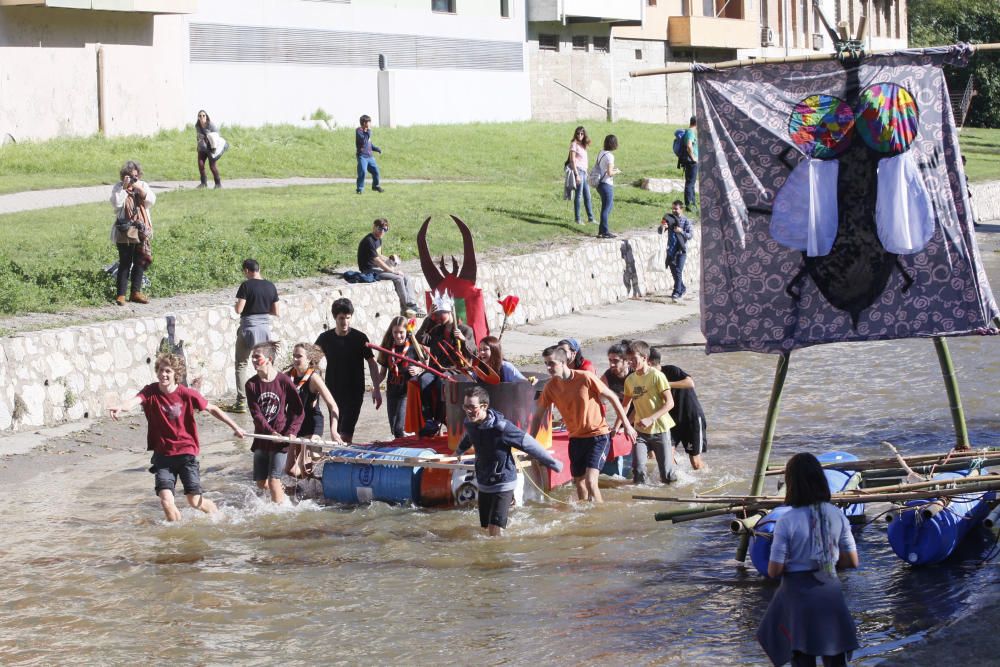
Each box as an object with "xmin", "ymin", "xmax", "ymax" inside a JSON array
[
  {"xmin": 574, "ymin": 168, "xmax": 594, "ymax": 222},
  {"xmin": 669, "ymin": 251, "xmax": 687, "ymax": 298},
  {"xmin": 597, "ymin": 182, "xmax": 614, "ymax": 236},
  {"xmin": 386, "ymin": 383, "xmax": 407, "ymax": 438},
  {"xmin": 356, "ymin": 155, "xmax": 380, "ymax": 192},
  {"xmin": 683, "ymin": 161, "xmax": 698, "ymax": 210}
]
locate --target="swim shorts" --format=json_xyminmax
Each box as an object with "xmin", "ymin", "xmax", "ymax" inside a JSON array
[{"xmin": 568, "ymin": 433, "xmax": 610, "ymax": 478}]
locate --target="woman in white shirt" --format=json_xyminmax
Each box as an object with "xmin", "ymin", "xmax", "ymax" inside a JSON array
[
  {"xmin": 567, "ymin": 126, "xmax": 594, "ymax": 225},
  {"xmin": 594, "ymin": 134, "xmax": 621, "ymax": 239},
  {"xmin": 757, "ymin": 452, "xmax": 860, "ymax": 667}
]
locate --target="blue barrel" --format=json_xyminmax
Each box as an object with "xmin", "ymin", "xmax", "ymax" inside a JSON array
[
  {"xmin": 817, "ymin": 451, "xmax": 865, "ymax": 519},
  {"xmin": 886, "ymin": 470, "xmax": 996, "ymax": 565},
  {"xmin": 322, "ymin": 447, "xmax": 437, "ymax": 505},
  {"xmin": 749, "ymin": 505, "xmax": 792, "ymax": 577}
]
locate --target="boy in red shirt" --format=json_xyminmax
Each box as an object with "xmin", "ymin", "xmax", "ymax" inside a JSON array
[{"xmin": 109, "ymin": 353, "xmax": 245, "ymax": 521}]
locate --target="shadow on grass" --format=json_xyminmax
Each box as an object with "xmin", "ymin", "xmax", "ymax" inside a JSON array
[{"xmin": 486, "ymin": 206, "xmax": 580, "ymax": 231}]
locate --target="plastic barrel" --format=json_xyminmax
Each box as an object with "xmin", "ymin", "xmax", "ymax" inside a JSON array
[
  {"xmin": 322, "ymin": 446, "xmax": 437, "ymax": 504},
  {"xmin": 749, "ymin": 505, "xmax": 792, "ymax": 577},
  {"xmin": 886, "ymin": 470, "xmax": 996, "ymax": 565},
  {"xmin": 817, "ymin": 451, "xmax": 865, "ymax": 519}
]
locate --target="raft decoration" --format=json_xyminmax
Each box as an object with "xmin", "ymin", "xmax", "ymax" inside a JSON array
[{"xmin": 497, "ymin": 295, "xmax": 520, "ymax": 340}]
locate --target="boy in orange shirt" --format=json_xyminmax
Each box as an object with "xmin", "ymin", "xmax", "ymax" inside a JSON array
[{"xmin": 532, "ymin": 345, "xmax": 635, "ymax": 502}]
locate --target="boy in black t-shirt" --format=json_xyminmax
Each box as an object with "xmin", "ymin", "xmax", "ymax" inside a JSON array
[
  {"xmin": 227, "ymin": 258, "xmax": 281, "ymax": 413},
  {"xmin": 357, "ymin": 218, "xmax": 424, "ymax": 317},
  {"xmin": 648, "ymin": 347, "xmax": 707, "ymax": 470},
  {"xmin": 314, "ymin": 298, "xmax": 383, "ymax": 442}
]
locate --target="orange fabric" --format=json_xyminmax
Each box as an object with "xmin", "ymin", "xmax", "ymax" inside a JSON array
[
  {"xmin": 404, "ymin": 380, "xmax": 424, "ymax": 434},
  {"xmin": 538, "ymin": 370, "xmax": 609, "ymax": 438}
]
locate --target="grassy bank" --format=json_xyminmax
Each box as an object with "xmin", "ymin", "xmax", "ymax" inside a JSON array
[
  {"xmin": 0, "ymin": 121, "xmax": 681, "ymax": 195},
  {"xmin": 1, "ymin": 119, "xmax": 997, "ymax": 318},
  {"xmin": 0, "ymin": 181, "xmax": 670, "ymax": 315}
]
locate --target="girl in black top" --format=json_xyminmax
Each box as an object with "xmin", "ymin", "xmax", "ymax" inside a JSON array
[{"xmin": 285, "ymin": 342, "xmax": 343, "ymax": 478}]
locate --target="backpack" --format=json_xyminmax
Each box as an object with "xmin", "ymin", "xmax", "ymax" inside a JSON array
[
  {"xmin": 588, "ymin": 152, "xmax": 607, "ymax": 188},
  {"xmin": 672, "ymin": 129, "xmax": 687, "ymax": 166}
]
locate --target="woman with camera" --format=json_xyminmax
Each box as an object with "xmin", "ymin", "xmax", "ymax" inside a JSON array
[{"xmin": 110, "ymin": 160, "xmax": 155, "ymax": 305}]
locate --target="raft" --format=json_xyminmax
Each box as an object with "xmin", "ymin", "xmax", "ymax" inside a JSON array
[
  {"xmin": 322, "ymin": 446, "xmax": 441, "ymax": 505},
  {"xmin": 885, "ymin": 469, "xmax": 997, "ymax": 565}
]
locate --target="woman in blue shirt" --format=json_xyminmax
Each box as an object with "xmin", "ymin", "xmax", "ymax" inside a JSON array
[{"xmin": 757, "ymin": 452, "xmax": 860, "ymax": 667}]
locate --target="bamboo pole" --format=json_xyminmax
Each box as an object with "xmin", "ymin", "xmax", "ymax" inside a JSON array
[
  {"xmin": 764, "ymin": 448, "xmax": 1000, "ymax": 475},
  {"xmin": 643, "ymin": 472, "xmax": 1000, "ymax": 505},
  {"xmin": 737, "ymin": 352, "xmax": 790, "ymax": 562},
  {"xmin": 649, "ymin": 503, "xmax": 731, "ymax": 520},
  {"xmin": 934, "ymin": 337, "xmax": 971, "ymax": 450},
  {"xmin": 629, "ymin": 43, "xmax": 1000, "ymax": 78}
]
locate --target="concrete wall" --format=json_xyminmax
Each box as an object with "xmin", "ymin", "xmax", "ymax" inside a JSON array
[
  {"xmin": 0, "ymin": 230, "xmax": 700, "ymax": 430},
  {"xmin": 0, "ymin": 7, "xmax": 187, "ymax": 141},
  {"xmin": 527, "ymin": 23, "xmax": 613, "ymax": 122}
]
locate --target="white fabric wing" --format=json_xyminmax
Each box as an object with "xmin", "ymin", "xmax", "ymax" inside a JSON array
[
  {"xmin": 770, "ymin": 158, "xmax": 839, "ymax": 257},
  {"xmin": 875, "ymin": 152, "xmax": 935, "ymax": 255}
]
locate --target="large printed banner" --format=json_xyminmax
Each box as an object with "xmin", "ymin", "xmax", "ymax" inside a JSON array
[{"xmin": 696, "ymin": 48, "xmax": 998, "ymax": 354}]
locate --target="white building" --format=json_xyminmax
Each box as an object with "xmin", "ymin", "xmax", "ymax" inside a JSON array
[{"xmin": 0, "ymin": 0, "xmax": 531, "ymax": 141}]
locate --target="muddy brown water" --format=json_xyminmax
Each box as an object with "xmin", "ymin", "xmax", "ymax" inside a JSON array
[{"xmin": 1, "ymin": 233, "xmax": 999, "ymax": 666}]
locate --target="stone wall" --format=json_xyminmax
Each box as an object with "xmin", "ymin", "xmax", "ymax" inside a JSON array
[
  {"xmin": 0, "ymin": 230, "xmax": 698, "ymax": 431},
  {"xmin": 971, "ymin": 182, "xmax": 1000, "ymax": 224}
]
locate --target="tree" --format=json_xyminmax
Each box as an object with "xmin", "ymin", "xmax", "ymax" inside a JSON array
[{"xmin": 909, "ymin": 0, "xmax": 1000, "ymax": 127}]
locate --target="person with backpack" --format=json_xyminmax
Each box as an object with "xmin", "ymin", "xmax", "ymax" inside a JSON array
[
  {"xmin": 590, "ymin": 134, "xmax": 621, "ymax": 239},
  {"xmin": 677, "ymin": 116, "xmax": 698, "ymax": 212},
  {"xmin": 567, "ymin": 126, "xmax": 595, "ymax": 225}
]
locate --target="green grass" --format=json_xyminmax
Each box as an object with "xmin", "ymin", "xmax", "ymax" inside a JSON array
[
  {"xmin": 956, "ymin": 127, "xmax": 1000, "ymax": 182},
  {"xmin": 2, "ymin": 119, "xmax": 998, "ymax": 318},
  {"xmin": 0, "ymin": 121, "xmax": 682, "ymax": 194},
  {"xmin": 0, "ymin": 181, "xmax": 671, "ymax": 315}
]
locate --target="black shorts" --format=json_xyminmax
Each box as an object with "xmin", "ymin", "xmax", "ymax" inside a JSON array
[
  {"xmin": 150, "ymin": 452, "xmax": 202, "ymax": 496},
  {"xmin": 568, "ymin": 434, "xmax": 610, "ymax": 478},
  {"xmin": 334, "ymin": 395, "xmax": 363, "ymax": 438},
  {"xmin": 478, "ymin": 490, "xmax": 515, "ymax": 528},
  {"xmin": 676, "ymin": 415, "xmax": 708, "ymax": 456}
]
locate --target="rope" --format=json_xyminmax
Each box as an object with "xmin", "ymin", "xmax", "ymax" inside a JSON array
[{"xmin": 519, "ymin": 466, "xmax": 574, "ymax": 505}]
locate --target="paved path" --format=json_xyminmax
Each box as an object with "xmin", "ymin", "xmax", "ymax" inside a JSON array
[{"xmin": 0, "ymin": 176, "xmax": 436, "ymax": 215}]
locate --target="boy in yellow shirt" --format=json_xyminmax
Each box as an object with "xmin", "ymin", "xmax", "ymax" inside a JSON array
[{"xmin": 615, "ymin": 340, "xmax": 677, "ymax": 485}]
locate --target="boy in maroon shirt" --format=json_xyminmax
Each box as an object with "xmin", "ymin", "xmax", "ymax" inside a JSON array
[
  {"xmin": 246, "ymin": 341, "xmax": 305, "ymax": 503},
  {"xmin": 109, "ymin": 353, "xmax": 245, "ymax": 522}
]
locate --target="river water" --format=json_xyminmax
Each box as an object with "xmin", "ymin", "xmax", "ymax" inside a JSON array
[
  {"xmin": 1, "ymin": 328, "xmax": 997, "ymax": 666},
  {"xmin": 3, "ymin": 226, "xmax": 1000, "ymax": 665}
]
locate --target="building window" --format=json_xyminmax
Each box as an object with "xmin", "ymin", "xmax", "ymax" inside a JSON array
[
  {"xmin": 648, "ymin": 0, "xmax": 657, "ymax": 5},
  {"xmin": 432, "ymin": 0, "xmax": 455, "ymax": 14},
  {"xmin": 500, "ymin": 0, "xmax": 510, "ymax": 18},
  {"xmin": 635, "ymin": 49, "xmax": 643, "ymax": 59},
  {"xmin": 593, "ymin": 36, "xmax": 610, "ymax": 53},
  {"xmin": 538, "ymin": 34, "xmax": 559, "ymax": 51},
  {"xmin": 572, "ymin": 35, "xmax": 589, "ymax": 51}
]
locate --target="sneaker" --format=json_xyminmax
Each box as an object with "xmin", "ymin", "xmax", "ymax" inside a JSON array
[
  {"xmin": 214, "ymin": 182, "xmax": 223, "ymax": 189},
  {"xmin": 223, "ymin": 401, "xmax": 248, "ymax": 414},
  {"xmin": 356, "ymin": 189, "xmax": 363, "ymax": 194},
  {"xmin": 115, "ymin": 295, "xmax": 127, "ymax": 306},
  {"xmin": 575, "ymin": 219, "xmax": 584, "ymax": 225},
  {"xmin": 196, "ymin": 182, "xmax": 207, "ymax": 189},
  {"xmin": 130, "ymin": 292, "xmax": 149, "ymax": 304},
  {"xmin": 588, "ymin": 218, "xmax": 595, "ymax": 223},
  {"xmin": 373, "ymin": 185, "xmax": 384, "ymax": 193},
  {"xmin": 598, "ymin": 232, "xmax": 618, "ymax": 239}
]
